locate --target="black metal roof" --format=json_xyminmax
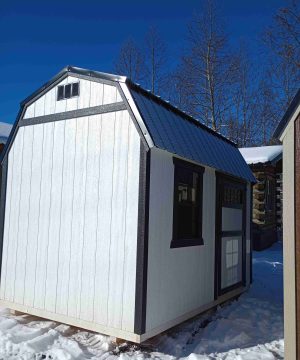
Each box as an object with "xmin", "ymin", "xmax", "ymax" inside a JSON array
[{"xmin": 130, "ymin": 86, "xmax": 255, "ymax": 182}]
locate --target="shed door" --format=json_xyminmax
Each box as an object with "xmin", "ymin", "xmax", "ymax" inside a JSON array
[{"xmin": 215, "ymin": 175, "xmax": 246, "ymax": 298}]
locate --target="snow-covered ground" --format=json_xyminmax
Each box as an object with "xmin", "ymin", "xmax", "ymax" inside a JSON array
[{"xmin": 0, "ymin": 242, "xmax": 283, "ymax": 360}]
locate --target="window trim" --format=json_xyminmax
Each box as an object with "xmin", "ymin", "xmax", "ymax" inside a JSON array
[{"xmin": 171, "ymin": 157, "xmax": 205, "ymax": 249}]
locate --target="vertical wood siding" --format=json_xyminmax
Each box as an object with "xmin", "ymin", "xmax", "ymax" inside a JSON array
[
  {"xmin": 146, "ymin": 148, "xmax": 216, "ymax": 332},
  {"xmin": 0, "ymin": 110, "xmax": 140, "ymax": 333},
  {"xmin": 23, "ymin": 76, "xmax": 123, "ymax": 119},
  {"xmin": 282, "ymin": 123, "xmax": 297, "ymax": 360}
]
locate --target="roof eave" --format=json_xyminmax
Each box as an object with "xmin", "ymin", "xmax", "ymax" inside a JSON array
[{"xmin": 274, "ymin": 88, "xmax": 300, "ymax": 138}]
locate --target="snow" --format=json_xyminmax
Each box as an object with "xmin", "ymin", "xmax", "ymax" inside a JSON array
[
  {"xmin": 239, "ymin": 146, "xmax": 283, "ymax": 165},
  {"xmin": 0, "ymin": 243, "xmax": 283, "ymax": 359},
  {"xmin": 0, "ymin": 121, "xmax": 12, "ymax": 143}
]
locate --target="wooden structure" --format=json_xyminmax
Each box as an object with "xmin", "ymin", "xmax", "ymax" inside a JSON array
[
  {"xmin": 0, "ymin": 66, "xmax": 255, "ymax": 343},
  {"xmin": 240, "ymin": 146, "xmax": 283, "ymax": 250},
  {"xmin": 274, "ymin": 90, "xmax": 300, "ymax": 359}
]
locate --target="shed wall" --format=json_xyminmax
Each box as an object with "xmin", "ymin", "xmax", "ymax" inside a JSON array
[
  {"xmin": 23, "ymin": 75, "xmax": 123, "ymax": 119},
  {"xmin": 146, "ymin": 148, "xmax": 216, "ymax": 332},
  {"xmin": 282, "ymin": 123, "xmax": 296, "ymax": 360},
  {"xmin": 0, "ymin": 109, "xmax": 140, "ymax": 333}
]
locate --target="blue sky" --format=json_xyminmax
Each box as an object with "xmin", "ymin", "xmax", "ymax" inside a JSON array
[{"xmin": 0, "ymin": 0, "xmax": 286, "ymax": 124}]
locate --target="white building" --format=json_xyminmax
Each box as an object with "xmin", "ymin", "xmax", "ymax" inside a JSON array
[
  {"xmin": 0, "ymin": 66, "xmax": 255, "ymax": 343},
  {"xmin": 274, "ymin": 89, "xmax": 300, "ymax": 359}
]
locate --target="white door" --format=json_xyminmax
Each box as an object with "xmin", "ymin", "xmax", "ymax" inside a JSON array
[{"xmin": 216, "ymin": 176, "xmax": 246, "ymax": 297}]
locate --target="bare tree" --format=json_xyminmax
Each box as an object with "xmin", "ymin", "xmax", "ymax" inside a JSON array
[
  {"xmin": 144, "ymin": 26, "xmax": 168, "ymax": 94},
  {"xmin": 114, "ymin": 38, "xmax": 146, "ymax": 83},
  {"xmin": 226, "ymin": 46, "xmax": 260, "ymax": 146},
  {"xmin": 174, "ymin": 0, "xmax": 239, "ymax": 131},
  {"xmin": 264, "ymin": 0, "xmax": 300, "ymax": 129},
  {"xmin": 266, "ymin": 0, "xmax": 300, "ymax": 69},
  {"xmin": 255, "ymin": 70, "xmax": 280, "ymax": 145}
]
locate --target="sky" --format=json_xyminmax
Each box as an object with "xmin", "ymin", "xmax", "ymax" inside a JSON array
[{"xmin": 0, "ymin": 0, "xmax": 286, "ymax": 124}]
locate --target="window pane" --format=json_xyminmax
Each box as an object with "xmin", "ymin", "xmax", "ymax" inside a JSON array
[
  {"xmin": 177, "ymin": 205, "xmax": 199, "ymax": 239},
  {"xmin": 65, "ymin": 84, "xmax": 71, "ymax": 99},
  {"xmin": 57, "ymin": 86, "xmax": 64, "ymax": 100},
  {"xmin": 176, "ymin": 169, "xmax": 200, "ymax": 239},
  {"xmin": 178, "ymin": 184, "xmax": 188, "ymax": 202},
  {"xmin": 72, "ymin": 82, "xmax": 79, "ymax": 97},
  {"xmin": 223, "ymin": 184, "xmax": 243, "ymax": 206}
]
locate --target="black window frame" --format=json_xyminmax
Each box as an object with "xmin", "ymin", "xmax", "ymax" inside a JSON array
[
  {"xmin": 171, "ymin": 157, "xmax": 205, "ymax": 248},
  {"xmin": 57, "ymin": 82, "xmax": 80, "ymax": 101}
]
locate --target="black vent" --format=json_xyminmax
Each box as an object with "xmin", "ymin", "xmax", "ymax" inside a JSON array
[
  {"xmin": 64, "ymin": 84, "xmax": 71, "ymax": 99},
  {"xmin": 57, "ymin": 86, "xmax": 64, "ymax": 101},
  {"xmin": 57, "ymin": 82, "xmax": 80, "ymax": 101},
  {"xmin": 72, "ymin": 82, "xmax": 79, "ymax": 97}
]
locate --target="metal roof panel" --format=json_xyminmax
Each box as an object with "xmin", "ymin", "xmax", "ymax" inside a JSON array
[{"xmin": 129, "ymin": 86, "xmax": 255, "ymax": 183}]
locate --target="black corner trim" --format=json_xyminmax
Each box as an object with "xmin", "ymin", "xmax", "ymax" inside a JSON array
[
  {"xmin": 134, "ymin": 142, "xmax": 151, "ymax": 335},
  {"xmin": 0, "ymin": 157, "xmax": 8, "ymax": 279},
  {"xmin": 19, "ymin": 102, "xmax": 127, "ymax": 127}
]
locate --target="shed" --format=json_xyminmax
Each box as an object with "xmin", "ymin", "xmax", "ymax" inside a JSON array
[
  {"xmin": 0, "ymin": 66, "xmax": 255, "ymax": 343},
  {"xmin": 239, "ymin": 146, "xmax": 283, "ymax": 250},
  {"xmin": 274, "ymin": 89, "xmax": 300, "ymax": 359}
]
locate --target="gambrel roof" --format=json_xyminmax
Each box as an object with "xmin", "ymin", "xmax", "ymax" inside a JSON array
[
  {"xmin": 3, "ymin": 66, "xmax": 255, "ymax": 183},
  {"xmin": 130, "ymin": 85, "xmax": 255, "ymax": 182}
]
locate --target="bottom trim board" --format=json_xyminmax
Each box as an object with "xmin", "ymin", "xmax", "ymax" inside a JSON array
[
  {"xmin": 140, "ymin": 286, "xmax": 247, "ymax": 342},
  {"xmin": 0, "ymin": 300, "xmax": 141, "ymax": 343},
  {"xmin": 0, "ymin": 286, "xmax": 247, "ymax": 344}
]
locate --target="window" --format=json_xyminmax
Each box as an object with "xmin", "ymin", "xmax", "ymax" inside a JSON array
[
  {"xmin": 222, "ymin": 185, "xmax": 243, "ymax": 208},
  {"xmin": 57, "ymin": 82, "xmax": 80, "ymax": 101},
  {"xmin": 171, "ymin": 158, "xmax": 204, "ymax": 248}
]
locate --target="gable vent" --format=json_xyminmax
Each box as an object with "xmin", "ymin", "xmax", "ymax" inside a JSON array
[{"xmin": 57, "ymin": 82, "xmax": 80, "ymax": 101}]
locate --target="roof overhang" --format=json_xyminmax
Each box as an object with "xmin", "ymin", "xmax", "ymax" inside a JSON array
[{"xmin": 274, "ymin": 89, "xmax": 300, "ymax": 139}]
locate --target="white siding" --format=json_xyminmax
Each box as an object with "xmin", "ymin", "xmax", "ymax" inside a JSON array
[
  {"xmin": 23, "ymin": 76, "xmax": 121, "ymax": 119},
  {"xmin": 0, "ymin": 110, "xmax": 140, "ymax": 333},
  {"xmin": 282, "ymin": 124, "xmax": 296, "ymax": 360},
  {"xmin": 146, "ymin": 148, "xmax": 216, "ymax": 332}
]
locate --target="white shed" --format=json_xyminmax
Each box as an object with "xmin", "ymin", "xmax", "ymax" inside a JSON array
[
  {"xmin": 0, "ymin": 66, "xmax": 255, "ymax": 343},
  {"xmin": 274, "ymin": 89, "xmax": 300, "ymax": 359}
]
